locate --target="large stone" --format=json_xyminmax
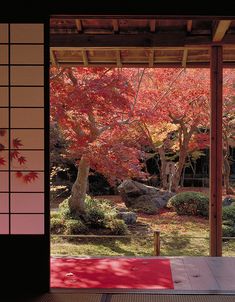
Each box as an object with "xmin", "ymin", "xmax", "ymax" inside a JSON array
[
  {"xmin": 223, "ymin": 197, "xmax": 234, "ymax": 207},
  {"xmin": 117, "ymin": 211, "xmax": 137, "ymax": 224},
  {"xmin": 118, "ymin": 179, "xmax": 175, "ymax": 214}
]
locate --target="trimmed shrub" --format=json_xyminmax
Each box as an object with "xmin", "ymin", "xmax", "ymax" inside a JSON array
[
  {"xmin": 222, "ymin": 225, "xmax": 235, "ymax": 237},
  {"xmin": 84, "ymin": 195, "xmax": 117, "ymax": 228},
  {"xmin": 64, "ymin": 219, "xmax": 88, "ymax": 234},
  {"xmin": 50, "ymin": 217, "xmax": 65, "ymax": 234},
  {"xmin": 54, "ymin": 195, "xmax": 128, "ymax": 235},
  {"xmin": 222, "ymin": 205, "xmax": 235, "ymax": 221},
  {"xmin": 105, "ymin": 218, "xmax": 128, "ymax": 235},
  {"xmin": 222, "ymin": 206, "xmax": 235, "ymax": 237},
  {"xmin": 168, "ymin": 191, "xmax": 209, "ymax": 217}
]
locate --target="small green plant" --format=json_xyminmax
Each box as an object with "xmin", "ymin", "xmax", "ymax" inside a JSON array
[
  {"xmin": 222, "ymin": 206, "xmax": 235, "ymax": 237},
  {"xmin": 59, "ymin": 198, "xmax": 71, "ymax": 219},
  {"xmin": 168, "ymin": 191, "xmax": 209, "ymax": 217},
  {"xmin": 65, "ymin": 219, "xmax": 88, "ymax": 235},
  {"xmin": 50, "ymin": 217, "xmax": 65, "ymax": 234},
  {"xmin": 105, "ymin": 218, "xmax": 128, "ymax": 235},
  {"xmin": 52, "ymin": 195, "xmax": 128, "ymax": 235},
  {"xmin": 50, "ymin": 211, "xmax": 61, "ymax": 219}
]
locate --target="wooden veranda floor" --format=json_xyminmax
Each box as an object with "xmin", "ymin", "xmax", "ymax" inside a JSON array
[
  {"xmin": 11, "ymin": 257, "xmax": 235, "ymax": 302},
  {"xmin": 50, "ymin": 256, "xmax": 235, "ymax": 292}
]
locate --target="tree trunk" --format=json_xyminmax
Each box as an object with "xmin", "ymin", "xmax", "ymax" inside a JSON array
[
  {"xmin": 171, "ymin": 147, "xmax": 188, "ymax": 192},
  {"xmin": 224, "ymin": 156, "xmax": 234, "ymax": 194},
  {"xmin": 158, "ymin": 146, "xmax": 168, "ymax": 190},
  {"xmin": 69, "ymin": 156, "xmax": 90, "ymax": 214}
]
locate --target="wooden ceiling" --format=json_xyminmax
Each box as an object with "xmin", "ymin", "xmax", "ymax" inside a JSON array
[{"xmin": 50, "ymin": 17, "xmax": 235, "ymax": 68}]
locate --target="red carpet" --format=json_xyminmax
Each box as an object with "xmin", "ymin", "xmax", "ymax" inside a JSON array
[{"xmin": 51, "ymin": 257, "xmax": 174, "ymax": 289}]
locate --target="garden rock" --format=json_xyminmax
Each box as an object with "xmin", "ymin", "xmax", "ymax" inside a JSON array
[
  {"xmin": 117, "ymin": 211, "xmax": 137, "ymax": 224},
  {"xmin": 223, "ymin": 197, "xmax": 234, "ymax": 207},
  {"xmin": 118, "ymin": 179, "xmax": 175, "ymax": 214}
]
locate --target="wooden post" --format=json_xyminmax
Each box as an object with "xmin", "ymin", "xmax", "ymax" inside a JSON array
[
  {"xmin": 153, "ymin": 230, "xmax": 161, "ymax": 256},
  {"xmin": 210, "ymin": 46, "xmax": 223, "ymax": 256}
]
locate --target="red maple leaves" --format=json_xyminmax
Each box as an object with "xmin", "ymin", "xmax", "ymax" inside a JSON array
[
  {"xmin": 0, "ymin": 131, "xmax": 38, "ymax": 183},
  {"xmin": 12, "ymin": 138, "xmax": 23, "ymax": 149},
  {"xmin": 16, "ymin": 171, "xmax": 38, "ymax": 183},
  {"xmin": 0, "ymin": 157, "xmax": 6, "ymax": 166}
]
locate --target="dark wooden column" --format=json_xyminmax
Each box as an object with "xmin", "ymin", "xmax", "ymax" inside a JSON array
[{"xmin": 210, "ymin": 46, "xmax": 223, "ymax": 256}]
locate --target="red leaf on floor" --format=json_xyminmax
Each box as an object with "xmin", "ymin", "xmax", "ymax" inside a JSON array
[{"xmin": 0, "ymin": 143, "xmax": 5, "ymax": 150}]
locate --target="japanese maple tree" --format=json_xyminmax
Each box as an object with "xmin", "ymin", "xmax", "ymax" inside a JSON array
[{"xmin": 50, "ymin": 67, "xmax": 148, "ymax": 214}]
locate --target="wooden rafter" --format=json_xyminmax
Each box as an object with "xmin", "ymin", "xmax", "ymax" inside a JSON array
[
  {"xmin": 75, "ymin": 19, "xmax": 83, "ymax": 33},
  {"xmin": 149, "ymin": 49, "xmax": 154, "ymax": 67},
  {"xmin": 50, "ymin": 33, "xmax": 235, "ymax": 48},
  {"xmin": 212, "ymin": 20, "xmax": 231, "ymax": 42},
  {"xmin": 182, "ymin": 48, "xmax": 188, "ymax": 67},
  {"xmin": 82, "ymin": 50, "xmax": 88, "ymax": 66},
  {"xmin": 149, "ymin": 20, "xmax": 156, "ymax": 32},
  {"xmin": 187, "ymin": 20, "xmax": 193, "ymax": 32},
  {"xmin": 50, "ymin": 49, "xmax": 57, "ymax": 66},
  {"xmin": 116, "ymin": 50, "xmax": 122, "ymax": 67},
  {"xmin": 112, "ymin": 19, "xmax": 119, "ymax": 33}
]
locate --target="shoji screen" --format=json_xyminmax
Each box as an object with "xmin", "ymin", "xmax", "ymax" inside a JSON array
[
  {"xmin": 0, "ymin": 24, "xmax": 45, "ymax": 235},
  {"xmin": 0, "ymin": 22, "xmax": 49, "ymax": 294}
]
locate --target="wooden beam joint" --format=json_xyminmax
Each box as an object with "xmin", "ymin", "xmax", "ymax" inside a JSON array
[
  {"xmin": 82, "ymin": 50, "xmax": 89, "ymax": 66},
  {"xmin": 212, "ymin": 20, "xmax": 231, "ymax": 42},
  {"xmin": 75, "ymin": 19, "xmax": 83, "ymax": 33}
]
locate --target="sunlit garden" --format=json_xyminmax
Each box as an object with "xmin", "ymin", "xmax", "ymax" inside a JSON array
[{"xmin": 50, "ymin": 67, "xmax": 235, "ymax": 257}]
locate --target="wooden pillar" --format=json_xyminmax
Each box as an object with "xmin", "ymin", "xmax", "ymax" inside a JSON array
[{"xmin": 210, "ymin": 46, "xmax": 223, "ymax": 256}]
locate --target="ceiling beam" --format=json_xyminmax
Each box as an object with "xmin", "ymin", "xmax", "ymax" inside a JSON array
[
  {"xmin": 149, "ymin": 20, "xmax": 156, "ymax": 32},
  {"xmin": 212, "ymin": 20, "xmax": 232, "ymax": 42},
  {"xmin": 187, "ymin": 20, "xmax": 193, "ymax": 32},
  {"xmin": 75, "ymin": 19, "xmax": 83, "ymax": 33},
  {"xmin": 55, "ymin": 61, "xmax": 235, "ymax": 68},
  {"xmin": 51, "ymin": 15, "xmax": 234, "ymax": 21},
  {"xmin": 81, "ymin": 50, "xmax": 89, "ymax": 66},
  {"xmin": 50, "ymin": 32, "xmax": 235, "ymax": 48}
]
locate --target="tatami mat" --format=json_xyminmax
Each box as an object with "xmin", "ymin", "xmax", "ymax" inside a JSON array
[
  {"xmin": 110, "ymin": 294, "xmax": 235, "ymax": 302},
  {"xmin": 9, "ymin": 293, "xmax": 235, "ymax": 302}
]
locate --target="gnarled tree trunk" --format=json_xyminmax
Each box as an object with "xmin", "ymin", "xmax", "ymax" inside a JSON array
[
  {"xmin": 223, "ymin": 152, "xmax": 234, "ymax": 195},
  {"xmin": 158, "ymin": 146, "xmax": 168, "ymax": 190},
  {"xmin": 69, "ymin": 156, "xmax": 90, "ymax": 214}
]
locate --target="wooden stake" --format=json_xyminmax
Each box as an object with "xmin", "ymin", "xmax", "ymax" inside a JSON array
[{"xmin": 153, "ymin": 230, "xmax": 161, "ymax": 256}]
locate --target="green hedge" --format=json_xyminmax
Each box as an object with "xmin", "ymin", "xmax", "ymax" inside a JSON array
[
  {"xmin": 222, "ymin": 205, "xmax": 235, "ymax": 237},
  {"xmin": 168, "ymin": 191, "xmax": 209, "ymax": 217}
]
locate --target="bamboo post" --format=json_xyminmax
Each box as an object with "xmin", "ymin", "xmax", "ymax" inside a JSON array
[{"xmin": 153, "ymin": 230, "xmax": 161, "ymax": 256}]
